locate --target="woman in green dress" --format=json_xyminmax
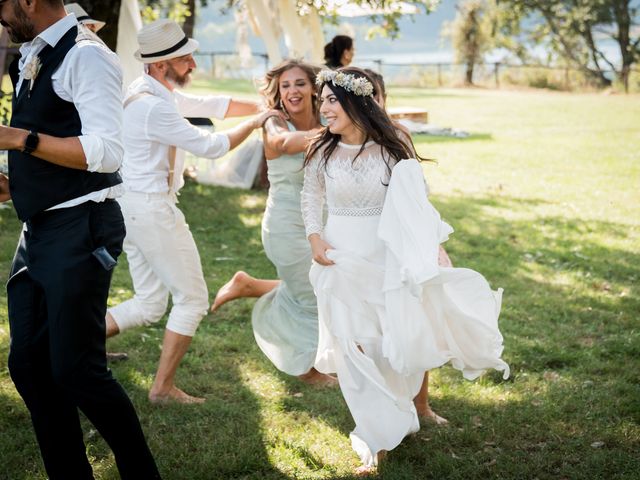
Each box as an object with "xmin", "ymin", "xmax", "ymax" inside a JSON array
[{"xmin": 211, "ymin": 60, "xmax": 334, "ymax": 385}]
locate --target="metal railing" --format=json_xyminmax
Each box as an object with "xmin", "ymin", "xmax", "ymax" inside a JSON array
[{"xmin": 189, "ymin": 52, "xmax": 639, "ymax": 91}]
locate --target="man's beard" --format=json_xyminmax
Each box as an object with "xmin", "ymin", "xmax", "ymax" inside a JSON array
[
  {"xmin": 1, "ymin": 1, "xmax": 36, "ymax": 43},
  {"xmin": 165, "ymin": 63, "xmax": 192, "ymax": 88}
]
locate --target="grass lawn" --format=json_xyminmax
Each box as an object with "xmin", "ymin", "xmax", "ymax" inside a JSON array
[{"xmin": 0, "ymin": 83, "xmax": 638, "ymax": 479}]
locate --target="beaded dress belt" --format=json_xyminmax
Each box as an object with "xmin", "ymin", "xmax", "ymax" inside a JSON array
[{"xmin": 328, "ymin": 206, "xmax": 383, "ymax": 216}]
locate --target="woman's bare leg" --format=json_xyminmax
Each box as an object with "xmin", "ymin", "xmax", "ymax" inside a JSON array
[
  {"xmin": 210, "ymin": 271, "xmax": 280, "ymax": 312},
  {"xmin": 414, "ymin": 372, "xmax": 448, "ymax": 424},
  {"xmin": 438, "ymin": 246, "xmax": 453, "ymax": 268}
]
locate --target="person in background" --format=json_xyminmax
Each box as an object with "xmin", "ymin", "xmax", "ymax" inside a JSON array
[
  {"xmin": 64, "ymin": 3, "xmax": 105, "ymax": 33},
  {"xmin": 324, "ymin": 34, "xmax": 354, "ymax": 69},
  {"xmin": 106, "ymin": 19, "xmax": 278, "ymax": 404},
  {"xmin": 364, "ymin": 68, "xmax": 454, "ymax": 269},
  {"xmin": 210, "ymin": 59, "xmax": 336, "ymax": 386},
  {"xmin": 364, "ymin": 67, "xmax": 451, "ymax": 425}
]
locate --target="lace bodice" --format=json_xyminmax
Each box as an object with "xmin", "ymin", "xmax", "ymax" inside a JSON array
[{"xmin": 301, "ymin": 141, "xmax": 394, "ymax": 237}]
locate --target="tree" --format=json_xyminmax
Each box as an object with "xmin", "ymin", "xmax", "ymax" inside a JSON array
[
  {"xmin": 184, "ymin": 0, "xmax": 197, "ymax": 38},
  {"xmin": 443, "ymin": 0, "xmax": 494, "ymax": 85},
  {"xmin": 495, "ymin": 0, "xmax": 640, "ymax": 91},
  {"xmin": 308, "ymin": 0, "xmax": 441, "ymax": 39},
  {"xmin": 77, "ymin": 0, "xmax": 440, "ymax": 55},
  {"xmin": 141, "ymin": 0, "xmax": 206, "ymax": 37}
]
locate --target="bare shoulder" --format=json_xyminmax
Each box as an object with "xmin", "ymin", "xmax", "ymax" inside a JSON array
[{"xmin": 263, "ymin": 115, "xmax": 289, "ymax": 136}]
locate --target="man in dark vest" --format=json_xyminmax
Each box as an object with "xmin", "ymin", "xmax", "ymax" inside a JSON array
[{"xmin": 0, "ymin": 1, "xmax": 161, "ymax": 478}]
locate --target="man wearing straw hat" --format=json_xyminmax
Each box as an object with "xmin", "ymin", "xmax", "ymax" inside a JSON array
[
  {"xmin": 0, "ymin": 0, "xmax": 161, "ymax": 478},
  {"xmin": 106, "ymin": 18, "xmax": 278, "ymax": 404},
  {"xmin": 64, "ymin": 3, "xmax": 105, "ymax": 33}
]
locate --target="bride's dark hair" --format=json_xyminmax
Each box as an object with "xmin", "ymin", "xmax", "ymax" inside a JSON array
[{"xmin": 305, "ymin": 67, "xmax": 426, "ymax": 174}]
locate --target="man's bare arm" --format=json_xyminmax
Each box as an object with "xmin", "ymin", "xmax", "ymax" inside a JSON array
[
  {"xmin": 0, "ymin": 126, "xmax": 88, "ymax": 170},
  {"xmin": 225, "ymin": 99, "xmax": 261, "ymax": 118},
  {"xmin": 263, "ymin": 116, "xmax": 320, "ymax": 158}
]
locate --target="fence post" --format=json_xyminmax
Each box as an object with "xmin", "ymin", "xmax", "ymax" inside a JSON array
[
  {"xmin": 437, "ymin": 63, "xmax": 442, "ymax": 86},
  {"xmin": 374, "ymin": 59, "xmax": 382, "ymax": 73},
  {"xmin": 494, "ymin": 62, "xmax": 500, "ymax": 88},
  {"xmin": 210, "ymin": 53, "xmax": 216, "ymax": 78}
]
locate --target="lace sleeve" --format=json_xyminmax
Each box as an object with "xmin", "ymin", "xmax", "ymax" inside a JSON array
[{"xmin": 301, "ymin": 154, "xmax": 326, "ymax": 238}]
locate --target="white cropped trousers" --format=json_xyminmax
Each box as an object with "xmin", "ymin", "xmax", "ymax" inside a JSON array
[{"xmin": 108, "ymin": 191, "xmax": 208, "ymax": 337}]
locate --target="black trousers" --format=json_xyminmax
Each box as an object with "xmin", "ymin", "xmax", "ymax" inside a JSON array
[{"xmin": 7, "ymin": 200, "xmax": 161, "ymax": 480}]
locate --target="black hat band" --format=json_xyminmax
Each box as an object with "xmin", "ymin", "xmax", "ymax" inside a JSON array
[{"xmin": 140, "ymin": 36, "xmax": 189, "ymax": 59}]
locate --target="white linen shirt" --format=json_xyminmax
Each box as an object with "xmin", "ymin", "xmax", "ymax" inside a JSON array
[
  {"xmin": 15, "ymin": 14, "xmax": 125, "ymax": 209},
  {"xmin": 121, "ymin": 74, "xmax": 231, "ymax": 194}
]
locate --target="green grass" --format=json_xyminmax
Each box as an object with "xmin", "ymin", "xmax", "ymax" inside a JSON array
[{"xmin": 1, "ymin": 83, "xmax": 639, "ymax": 479}]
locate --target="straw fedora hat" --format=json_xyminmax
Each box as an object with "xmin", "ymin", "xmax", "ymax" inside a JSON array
[
  {"xmin": 65, "ymin": 3, "xmax": 106, "ymax": 32},
  {"xmin": 134, "ymin": 19, "xmax": 199, "ymax": 63}
]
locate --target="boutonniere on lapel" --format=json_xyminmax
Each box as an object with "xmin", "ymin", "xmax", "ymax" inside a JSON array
[{"xmin": 22, "ymin": 55, "xmax": 42, "ymax": 97}]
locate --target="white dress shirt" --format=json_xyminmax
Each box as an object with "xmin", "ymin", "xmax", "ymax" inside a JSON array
[
  {"xmin": 15, "ymin": 14, "xmax": 125, "ymax": 209},
  {"xmin": 121, "ymin": 74, "xmax": 231, "ymax": 194}
]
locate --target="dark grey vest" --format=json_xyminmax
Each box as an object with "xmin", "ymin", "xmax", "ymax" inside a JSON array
[{"xmin": 8, "ymin": 26, "xmax": 121, "ymax": 221}]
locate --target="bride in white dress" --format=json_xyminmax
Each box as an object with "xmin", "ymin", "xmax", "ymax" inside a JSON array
[{"xmin": 301, "ymin": 68, "xmax": 509, "ymax": 475}]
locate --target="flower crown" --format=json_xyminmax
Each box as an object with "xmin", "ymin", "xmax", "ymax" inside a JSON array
[{"xmin": 316, "ymin": 70, "xmax": 374, "ymax": 97}]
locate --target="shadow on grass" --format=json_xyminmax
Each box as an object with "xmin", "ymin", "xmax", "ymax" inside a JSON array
[
  {"xmin": 431, "ymin": 193, "xmax": 638, "ymax": 370},
  {"xmin": 1, "ymin": 183, "xmax": 638, "ymax": 479},
  {"xmin": 243, "ymin": 187, "xmax": 638, "ymax": 478},
  {"xmin": 191, "ymin": 184, "xmax": 638, "ymax": 478}
]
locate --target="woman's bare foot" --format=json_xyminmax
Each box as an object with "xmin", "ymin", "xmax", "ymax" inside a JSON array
[
  {"xmin": 415, "ymin": 403, "xmax": 448, "ymax": 425},
  {"xmin": 355, "ymin": 451, "xmax": 386, "ymax": 476},
  {"xmin": 149, "ymin": 385, "xmax": 205, "ymax": 405},
  {"xmin": 297, "ymin": 368, "xmax": 338, "ymax": 387},
  {"xmin": 210, "ymin": 271, "xmax": 253, "ymax": 312},
  {"xmin": 355, "ymin": 465, "xmax": 377, "ymax": 476}
]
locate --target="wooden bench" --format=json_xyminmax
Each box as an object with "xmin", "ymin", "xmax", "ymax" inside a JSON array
[{"xmin": 388, "ymin": 107, "xmax": 428, "ymax": 124}]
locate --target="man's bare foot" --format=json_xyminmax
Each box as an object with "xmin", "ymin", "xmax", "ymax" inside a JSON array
[
  {"xmin": 297, "ymin": 368, "xmax": 338, "ymax": 387},
  {"xmin": 415, "ymin": 404, "xmax": 448, "ymax": 425},
  {"xmin": 149, "ymin": 386, "xmax": 205, "ymax": 405},
  {"xmin": 106, "ymin": 352, "xmax": 128, "ymax": 362},
  {"xmin": 210, "ymin": 271, "xmax": 253, "ymax": 312}
]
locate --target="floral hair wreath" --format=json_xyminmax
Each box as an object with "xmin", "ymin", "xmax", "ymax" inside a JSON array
[{"xmin": 316, "ymin": 70, "xmax": 375, "ymax": 97}]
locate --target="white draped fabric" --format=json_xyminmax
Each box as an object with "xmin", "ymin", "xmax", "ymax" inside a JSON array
[{"xmin": 117, "ymin": 0, "xmax": 143, "ymax": 90}]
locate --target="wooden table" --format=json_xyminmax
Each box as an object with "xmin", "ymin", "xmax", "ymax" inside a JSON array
[{"xmin": 388, "ymin": 106, "xmax": 428, "ymax": 124}]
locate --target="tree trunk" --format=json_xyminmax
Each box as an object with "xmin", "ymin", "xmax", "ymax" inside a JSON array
[
  {"xmin": 74, "ymin": 0, "xmax": 122, "ymax": 51},
  {"xmin": 465, "ymin": 62, "xmax": 474, "ymax": 85},
  {"xmin": 183, "ymin": 0, "xmax": 197, "ymax": 38},
  {"xmin": 620, "ymin": 65, "xmax": 630, "ymax": 93},
  {"xmin": 613, "ymin": 0, "xmax": 632, "ymax": 93}
]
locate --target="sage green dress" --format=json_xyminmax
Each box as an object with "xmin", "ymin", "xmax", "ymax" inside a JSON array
[{"xmin": 252, "ymin": 123, "xmax": 317, "ymax": 375}]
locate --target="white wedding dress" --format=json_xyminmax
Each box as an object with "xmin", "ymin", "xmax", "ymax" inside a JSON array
[{"xmin": 301, "ymin": 141, "xmax": 509, "ymax": 467}]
